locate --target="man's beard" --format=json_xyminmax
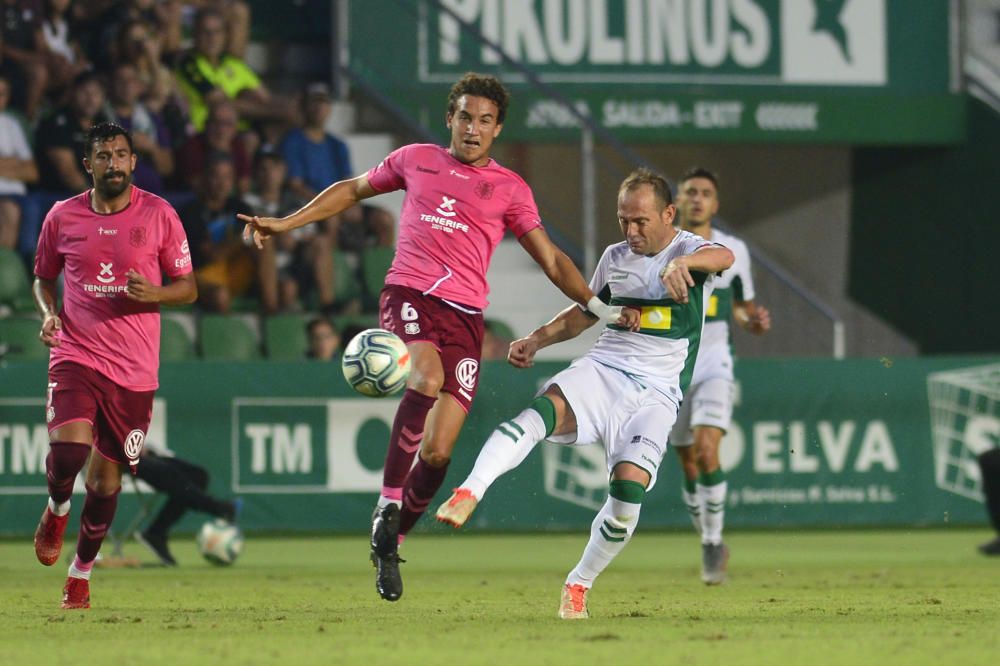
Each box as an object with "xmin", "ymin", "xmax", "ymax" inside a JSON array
[{"xmin": 95, "ymin": 171, "xmax": 132, "ymax": 198}]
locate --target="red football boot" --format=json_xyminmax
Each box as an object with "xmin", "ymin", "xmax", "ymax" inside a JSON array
[
  {"xmin": 34, "ymin": 507, "xmax": 69, "ymax": 566},
  {"xmin": 60, "ymin": 577, "xmax": 90, "ymax": 610}
]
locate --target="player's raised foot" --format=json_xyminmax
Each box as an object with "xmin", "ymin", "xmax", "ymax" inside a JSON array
[
  {"xmin": 34, "ymin": 506, "xmax": 69, "ymax": 566},
  {"xmin": 135, "ymin": 530, "xmax": 177, "ymax": 566},
  {"xmin": 701, "ymin": 542, "xmax": 730, "ymax": 585},
  {"xmin": 370, "ymin": 504, "xmax": 403, "ymax": 601},
  {"xmin": 558, "ymin": 583, "xmax": 590, "ymax": 620},
  {"xmin": 60, "ymin": 577, "xmax": 90, "ymax": 609},
  {"xmin": 979, "ymin": 536, "xmax": 1000, "ymax": 556},
  {"xmin": 435, "ymin": 488, "xmax": 478, "ymax": 528}
]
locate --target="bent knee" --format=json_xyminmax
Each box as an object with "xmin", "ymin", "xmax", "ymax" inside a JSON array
[
  {"xmin": 421, "ymin": 450, "xmax": 451, "ymax": 468},
  {"xmin": 408, "ymin": 373, "xmax": 443, "ymax": 396}
]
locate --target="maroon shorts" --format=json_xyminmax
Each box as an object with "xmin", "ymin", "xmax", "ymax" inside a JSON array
[
  {"xmin": 47, "ymin": 361, "xmax": 154, "ymax": 469},
  {"xmin": 379, "ymin": 285, "xmax": 484, "ymax": 412}
]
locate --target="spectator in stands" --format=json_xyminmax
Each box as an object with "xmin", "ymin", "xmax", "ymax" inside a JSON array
[
  {"xmin": 281, "ymin": 82, "xmax": 351, "ymax": 202},
  {"xmin": 74, "ymin": 0, "xmax": 182, "ymax": 71},
  {"xmin": 113, "ymin": 18, "xmax": 182, "ymax": 120},
  {"xmin": 105, "ymin": 61, "xmax": 173, "ymax": 194},
  {"xmin": 280, "ymin": 81, "xmax": 395, "ymax": 252},
  {"xmin": 0, "ymin": 74, "xmax": 38, "ymax": 249},
  {"xmin": 180, "ymin": 0, "xmax": 250, "ymax": 59},
  {"xmin": 34, "ymin": 70, "xmax": 110, "ymax": 194},
  {"xmin": 305, "ymin": 316, "xmax": 341, "ymax": 362},
  {"xmin": 175, "ymin": 98, "xmax": 252, "ymax": 193},
  {"xmin": 280, "ymin": 81, "xmax": 393, "ymax": 314},
  {"xmin": 0, "ymin": 0, "xmax": 49, "ymax": 120},
  {"xmin": 174, "ymin": 7, "xmax": 291, "ymax": 134},
  {"xmin": 40, "ymin": 0, "xmax": 92, "ymax": 94},
  {"xmin": 243, "ymin": 147, "xmax": 336, "ymax": 314},
  {"xmin": 178, "ymin": 151, "xmax": 253, "ymax": 313}
]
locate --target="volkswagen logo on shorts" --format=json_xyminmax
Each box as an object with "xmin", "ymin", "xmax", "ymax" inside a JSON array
[
  {"xmin": 124, "ymin": 429, "xmax": 145, "ymax": 463},
  {"xmin": 456, "ymin": 358, "xmax": 479, "ymax": 391}
]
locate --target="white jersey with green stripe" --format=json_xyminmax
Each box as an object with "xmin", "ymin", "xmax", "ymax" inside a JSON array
[
  {"xmin": 692, "ymin": 227, "xmax": 755, "ymax": 383},
  {"xmin": 582, "ymin": 230, "xmax": 718, "ymax": 402}
]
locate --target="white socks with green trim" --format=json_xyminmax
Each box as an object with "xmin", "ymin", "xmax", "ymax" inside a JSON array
[
  {"xmin": 698, "ymin": 480, "xmax": 727, "ymax": 545},
  {"xmin": 462, "ymin": 408, "xmax": 546, "ymax": 500},
  {"xmin": 565, "ymin": 480, "xmax": 644, "ymax": 588}
]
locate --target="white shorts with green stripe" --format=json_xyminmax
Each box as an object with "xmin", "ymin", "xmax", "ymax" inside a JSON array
[
  {"xmin": 670, "ymin": 377, "xmax": 734, "ymax": 446},
  {"xmin": 541, "ymin": 357, "xmax": 677, "ymax": 491}
]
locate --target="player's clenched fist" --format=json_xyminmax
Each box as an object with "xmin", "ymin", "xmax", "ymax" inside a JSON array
[
  {"xmin": 126, "ymin": 269, "xmax": 159, "ymax": 302},
  {"xmin": 659, "ymin": 258, "xmax": 695, "ymax": 304},
  {"xmin": 39, "ymin": 313, "xmax": 62, "ymax": 347},
  {"xmin": 507, "ymin": 336, "xmax": 540, "ymax": 368}
]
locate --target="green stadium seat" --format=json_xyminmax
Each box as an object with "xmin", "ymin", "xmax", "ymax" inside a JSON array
[
  {"xmin": 331, "ymin": 248, "xmax": 363, "ymax": 306},
  {"xmin": 0, "ymin": 248, "xmax": 32, "ymax": 310},
  {"xmin": 334, "ymin": 316, "xmax": 379, "ymax": 345},
  {"xmin": 0, "ymin": 317, "xmax": 48, "ymax": 361},
  {"xmin": 160, "ymin": 317, "xmax": 195, "ymax": 361},
  {"xmin": 264, "ymin": 314, "xmax": 308, "ymax": 360},
  {"xmin": 198, "ymin": 315, "xmax": 260, "ymax": 360},
  {"xmin": 361, "ymin": 246, "xmax": 395, "ymax": 307}
]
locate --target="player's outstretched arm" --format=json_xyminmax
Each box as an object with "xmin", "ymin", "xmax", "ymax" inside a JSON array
[
  {"xmin": 508, "ymin": 304, "xmax": 597, "ymax": 368},
  {"xmin": 239, "ymin": 174, "xmax": 380, "ymax": 248},
  {"xmin": 518, "ymin": 227, "xmax": 626, "ymax": 325},
  {"xmin": 660, "ymin": 246, "xmax": 734, "ymax": 304},
  {"xmin": 33, "ymin": 277, "xmax": 61, "ymax": 348}
]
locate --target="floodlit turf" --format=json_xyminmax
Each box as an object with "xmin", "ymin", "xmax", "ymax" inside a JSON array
[{"xmin": 1, "ymin": 529, "xmax": 997, "ymax": 666}]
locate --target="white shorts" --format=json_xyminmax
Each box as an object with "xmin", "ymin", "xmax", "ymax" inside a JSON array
[
  {"xmin": 669, "ymin": 377, "xmax": 734, "ymax": 446},
  {"xmin": 541, "ymin": 357, "xmax": 678, "ymax": 491}
]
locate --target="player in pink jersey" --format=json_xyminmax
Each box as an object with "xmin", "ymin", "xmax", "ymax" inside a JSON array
[
  {"xmin": 31, "ymin": 122, "xmax": 196, "ymax": 609},
  {"xmin": 240, "ymin": 73, "xmax": 631, "ymax": 602}
]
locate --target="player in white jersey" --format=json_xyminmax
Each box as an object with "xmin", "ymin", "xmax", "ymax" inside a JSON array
[
  {"xmin": 435, "ymin": 169, "xmax": 733, "ymax": 619},
  {"xmin": 669, "ymin": 167, "xmax": 771, "ymax": 585}
]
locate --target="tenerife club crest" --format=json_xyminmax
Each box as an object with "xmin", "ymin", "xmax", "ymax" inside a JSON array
[
  {"xmin": 129, "ymin": 226, "xmax": 147, "ymax": 248},
  {"xmin": 474, "ymin": 180, "xmax": 494, "ymax": 200}
]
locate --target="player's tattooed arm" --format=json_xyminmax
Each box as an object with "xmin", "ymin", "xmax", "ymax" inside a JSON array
[{"xmin": 33, "ymin": 278, "xmax": 61, "ymax": 348}]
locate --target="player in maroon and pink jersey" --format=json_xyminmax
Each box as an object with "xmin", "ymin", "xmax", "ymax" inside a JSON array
[
  {"xmin": 240, "ymin": 73, "xmax": 629, "ymax": 602},
  {"xmin": 31, "ymin": 122, "xmax": 197, "ymax": 609}
]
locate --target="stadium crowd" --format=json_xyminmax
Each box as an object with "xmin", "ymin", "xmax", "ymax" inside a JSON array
[{"xmin": 0, "ymin": 0, "xmax": 394, "ymax": 327}]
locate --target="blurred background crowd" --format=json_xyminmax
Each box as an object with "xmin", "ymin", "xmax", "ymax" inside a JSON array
[{"xmin": 0, "ymin": 0, "xmax": 402, "ymax": 359}]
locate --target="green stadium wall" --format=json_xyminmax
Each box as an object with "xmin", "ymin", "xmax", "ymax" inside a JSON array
[
  {"xmin": 1, "ymin": 357, "xmax": 997, "ymax": 536},
  {"xmin": 850, "ymin": 97, "xmax": 1000, "ymax": 353}
]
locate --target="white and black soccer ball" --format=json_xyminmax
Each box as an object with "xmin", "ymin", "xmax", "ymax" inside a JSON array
[
  {"xmin": 196, "ymin": 519, "xmax": 244, "ymax": 566},
  {"xmin": 341, "ymin": 328, "xmax": 411, "ymax": 397}
]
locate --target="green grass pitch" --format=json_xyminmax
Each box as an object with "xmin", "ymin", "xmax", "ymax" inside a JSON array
[{"xmin": 1, "ymin": 529, "xmax": 997, "ymax": 665}]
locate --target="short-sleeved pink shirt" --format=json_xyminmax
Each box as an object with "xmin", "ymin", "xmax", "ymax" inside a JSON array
[
  {"xmin": 33, "ymin": 187, "xmax": 192, "ymax": 390},
  {"xmin": 366, "ymin": 144, "xmax": 542, "ymax": 309}
]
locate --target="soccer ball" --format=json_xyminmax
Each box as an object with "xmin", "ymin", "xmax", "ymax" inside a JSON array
[
  {"xmin": 196, "ymin": 519, "xmax": 244, "ymax": 566},
  {"xmin": 341, "ymin": 328, "xmax": 411, "ymax": 397}
]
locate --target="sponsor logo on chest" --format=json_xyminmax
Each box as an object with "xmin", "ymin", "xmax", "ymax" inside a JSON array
[
  {"xmin": 83, "ymin": 261, "xmax": 128, "ymax": 297},
  {"xmin": 419, "ymin": 195, "xmax": 470, "ymax": 234}
]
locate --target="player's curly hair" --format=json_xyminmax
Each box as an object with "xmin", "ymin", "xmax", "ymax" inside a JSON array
[
  {"xmin": 619, "ymin": 168, "xmax": 673, "ymax": 209},
  {"xmin": 85, "ymin": 122, "xmax": 134, "ymax": 158},
  {"xmin": 678, "ymin": 166, "xmax": 720, "ymax": 191},
  {"xmin": 447, "ymin": 72, "xmax": 510, "ymax": 124}
]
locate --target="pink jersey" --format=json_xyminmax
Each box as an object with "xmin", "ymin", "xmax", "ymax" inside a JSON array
[
  {"xmin": 33, "ymin": 187, "xmax": 192, "ymax": 391},
  {"xmin": 366, "ymin": 143, "xmax": 542, "ymax": 309}
]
